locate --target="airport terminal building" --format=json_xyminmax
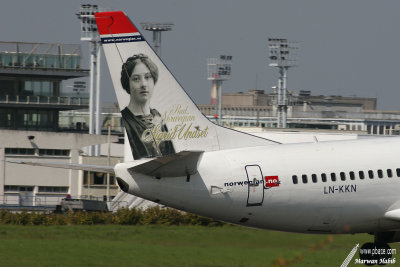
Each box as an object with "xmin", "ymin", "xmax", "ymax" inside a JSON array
[
  {"xmin": 198, "ymin": 89, "xmax": 400, "ymax": 135},
  {"xmin": 0, "ymin": 42, "xmax": 121, "ymax": 209},
  {"xmin": 70, "ymin": 89, "xmax": 400, "ymax": 138}
]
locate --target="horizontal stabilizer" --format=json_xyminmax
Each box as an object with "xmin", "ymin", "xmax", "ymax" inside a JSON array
[
  {"xmin": 7, "ymin": 160, "xmax": 114, "ymax": 174},
  {"xmin": 128, "ymin": 150, "xmax": 204, "ymax": 177},
  {"xmin": 384, "ymin": 209, "xmax": 400, "ymax": 221}
]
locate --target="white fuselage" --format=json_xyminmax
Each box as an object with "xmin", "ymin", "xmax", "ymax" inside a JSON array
[{"xmin": 115, "ymin": 137, "xmax": 400, "ymax": 234}]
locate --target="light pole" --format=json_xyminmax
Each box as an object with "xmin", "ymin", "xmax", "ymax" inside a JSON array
[
  {"xmin": 140, "ymin": 23, "xmax": 173, "ymax": 56},
  {"xmin": 76, "ymin": 4, "xmax": 106, "ymax": 156},
  {"xmin": 207, "ymin": 55, "xmax": 233, "ymax": 125},
  {"xmin": 268, "ymin": 38, "xmax": 298, "ymax": 128}
]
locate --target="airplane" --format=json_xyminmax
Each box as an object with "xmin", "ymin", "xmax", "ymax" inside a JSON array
[{"xmin": 10, "ymin": 10, "xmax": 400, "ymax": 265}]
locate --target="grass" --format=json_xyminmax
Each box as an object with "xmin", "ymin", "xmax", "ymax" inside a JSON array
[{"xmin": 0, "ymin": 225, "xmax": 398, "ymax": 266}]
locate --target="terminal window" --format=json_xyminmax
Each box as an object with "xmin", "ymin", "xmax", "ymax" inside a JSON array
[
  {"xmin": 83, "ymin": 171, "xmax": 116, "ymax": 186},
  {"xmin": 38, "ymin": 186, "xmax": 68, "ymax": 193},
  {"xmin": 23, "ymin": 80, "xmax": 55, "ymax": 97}
]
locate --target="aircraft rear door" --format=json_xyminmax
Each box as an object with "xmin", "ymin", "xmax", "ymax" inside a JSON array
[{"xmin": 245, "ymin": 165, "xmax": 264, "ymax": 206}]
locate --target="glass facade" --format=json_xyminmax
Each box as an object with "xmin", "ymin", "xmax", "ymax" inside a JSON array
[
  {"xmin": 5, "ymin": 148, "xmax": 69, "ymax": 156},
  {"xmin": 23, "ymin": 80, "xmax": 55, "ymax": 97},
  {"xmin": 83, "ymin": 171, "xmax": 116, "ymax": 186},
  {"xmin": 0, "ymin": 51, "xmax": 81, "ymax": 69},
  {"xmin": 0, "ymin": 78, "xmax": 58, "ymax": 98},
  {"xmin": 0, "ymin": 42, "xmax": 88, "ymax": 132},
  {"xmin": 0, "ymin": 108, "xmax": 57, "ymax": 130},
  {"xmin": 0, "ymin": 80, "xmax": 14, "ymax": 95},
  {"xmin": 38, "ymin": 186, "xmax": 69, "ymax": 193}
]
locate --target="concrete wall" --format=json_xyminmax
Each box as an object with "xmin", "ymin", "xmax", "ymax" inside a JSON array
[
  {"xmin": 0, "ymin": 130, "xmax": 116, "ymax": 206},
  {"xmin": 0, "ymin": 129, "xmax": 113, "ymax": 149}
]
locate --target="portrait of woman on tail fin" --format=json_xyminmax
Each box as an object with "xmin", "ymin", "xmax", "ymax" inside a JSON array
[{"xmin": 120, "ymin": 53, "xmax": 175, "ymax": 160}]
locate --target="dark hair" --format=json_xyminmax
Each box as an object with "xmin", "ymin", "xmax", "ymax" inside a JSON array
[{"xmin": 120, "ymin": 54, "xmax": 159, "ymax": 94}]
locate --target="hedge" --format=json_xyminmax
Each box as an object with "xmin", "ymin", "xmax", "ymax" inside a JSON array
[{"xmin": 0, "ymin": 207, "xmax": 225, "ymax": 226}]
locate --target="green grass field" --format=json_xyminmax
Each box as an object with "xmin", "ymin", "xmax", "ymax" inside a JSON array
[{"xmin": 0, "ymin": 225, "xmax": 398, "ymax": 267}]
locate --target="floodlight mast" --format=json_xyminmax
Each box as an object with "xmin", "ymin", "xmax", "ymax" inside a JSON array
[
  {"xmin": 140, "ymin": 23, "xmax": 174, "ymax": 56},
  {"xmin": 207, "ymin": 55, "xmax": 233, "ymax": 125},
  {"xmin": 268, "ymin": 38, "xmax": 298, "ymax": 128},
  {"xmin": 76, "ymin": 4, "xmax": 107, "ymax": 156}
]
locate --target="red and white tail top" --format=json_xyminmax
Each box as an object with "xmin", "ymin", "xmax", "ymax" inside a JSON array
[{"xmin": 95, "ymin": 11, "xmax": 277, "ymax": 161}]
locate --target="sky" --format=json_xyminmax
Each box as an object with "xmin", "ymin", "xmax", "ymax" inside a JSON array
[{"xmin": 1, "ymin": 0, "xmax": 400, "ymax": 110}]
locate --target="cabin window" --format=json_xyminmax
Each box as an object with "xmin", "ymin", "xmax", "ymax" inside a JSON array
[
  {"xmin": 311, "ymin": 174, "xmax": 317, "ymax": 183},
  {"xmin": 321, "ymin": 173, "xmax": 327, "ymax": 182},
  {"xmin": 340, "ymin": 172, "xmax": 346, "ymax": 181},
  {"xmin": 368, "ymin": 170, "xmax": 374, "ymax": 179},
  {"xmin": 349, "ymin": 171, "xmax": 355, "ymax": 180},
  {"xmin": 330, "ymin": 173, "xmax": 336, "ymax": 182},
  {"xmin": 387, "ymin": 169, "xmax": 393, "ymax": 178},
  {"xmin": 302, "ymin": 174, "xmax": 308, "ymax": 184},
  {"xmin": 292, "ymin": 175, "xmax": 298, "ymax": 184},
  {"xmin": 377, "ymin": 169, "xmax": 383, "ymax": 178},
  {"xmin": 359, "ymin": 171, "xmax": 365, "ymax": 180},
  {"xmin": 397, "ymin": 168, "xmax": 400, "ymax": 177}
]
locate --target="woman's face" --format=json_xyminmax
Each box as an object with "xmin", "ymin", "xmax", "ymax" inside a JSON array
[{"xmin": 129, "ymin": 62, "xmax": 155, "ymax": 104}]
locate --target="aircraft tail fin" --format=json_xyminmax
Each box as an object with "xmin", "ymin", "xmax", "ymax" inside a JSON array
[{"xmin": 95, "ymin": 11, "xmax": 278, "ymax": 161}]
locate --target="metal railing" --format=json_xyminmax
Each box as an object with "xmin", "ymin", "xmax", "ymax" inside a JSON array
[
  {"xmin": 0, "ymin": 42, "xmax": 82, "ymax": 70},
  {"xmin": 0, "ymin": 194, "xmax": 62, "ymax": 209},
  {"xmin": 0, "ymin": 95, "xmax": 89, "ymax": 106},
  {"xmin": 0, "ymin": 195, "xmax": 129, "ymax": 211}
]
